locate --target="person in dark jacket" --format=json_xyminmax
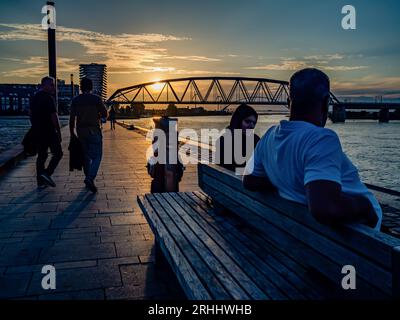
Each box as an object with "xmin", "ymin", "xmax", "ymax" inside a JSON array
[
  {"xmin": 30, "ymin": 76, "xmax": 63, "ymax": 189},
  {"xmin": 109, "ymin": 106, "xmax": 116, "ymax": 130},
  {"xmin": 215, "ymin": 104, "xmax": 260, "ymax": 173},
  {"xmin": 69, "ymin": 78, "xmax": 108, "ymax": 193}
]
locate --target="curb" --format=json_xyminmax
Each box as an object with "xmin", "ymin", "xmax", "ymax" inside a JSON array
[
  {"xmin": 0, "ymin": 144, "xmax": 25, "ymax": 177},
  {"xmin": 0, "ymin": 126, "xmax": 69, "ymax": 178}
]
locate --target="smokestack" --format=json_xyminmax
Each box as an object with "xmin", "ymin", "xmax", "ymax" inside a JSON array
[{"xmin": 47, "ymin": 1, "xmax": 57, "ymax": 110}]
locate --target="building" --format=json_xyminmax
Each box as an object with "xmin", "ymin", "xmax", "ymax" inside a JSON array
[
  {"xmin": 0, "ymin": 80, "xmax": 79, "ymax": 115},
  {"xmin": 0, "ymin": 84, "xmax": 37, "ymax": 113},
  {"xmin": 57, "ymin": 79, "xmax": 80, "ymax": 114},
  {"xmin": 79, "ymin": 63, "xmax": 107, "ymax": 100}
]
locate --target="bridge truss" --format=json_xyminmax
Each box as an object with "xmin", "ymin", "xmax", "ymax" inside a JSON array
[{"xmin": 107, "ymin": 76, "xmax": 343, "ymax": 110}]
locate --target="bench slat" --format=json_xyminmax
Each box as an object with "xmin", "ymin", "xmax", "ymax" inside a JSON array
[
  {"xmin": 190, "ymin": 191, "xmax": 332, "ymax": 299},
  {"xmin": 148, "ymin": 193, "xmax": 252, "ymax": 300},
  {"xmin": 179, "ymin": 191, "xmax": 328, "ymax": 300},
  {"xmin": 199, "ymin": 164, "xmax": 400, "ymax": 269},
  {"xmin": 201, "ymin": 177, "xmax": 390, "ymax": 298},
  {"xmin": 168, "ymin": 192, "xmax": 303, "ymax": 300},
  {"xmin": 153, "ymin": 193, "xmax": 268, "ymax": 300},
  {"xmin": 137, "ymin": 195, "xmax": 212, "ymax": 300}
]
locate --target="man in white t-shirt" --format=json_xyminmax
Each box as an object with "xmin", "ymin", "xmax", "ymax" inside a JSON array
[{"xmin": 243, "ymin": 68, "xmax": 381, "ymax": 230}]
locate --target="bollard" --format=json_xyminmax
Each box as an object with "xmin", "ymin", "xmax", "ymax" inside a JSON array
[
  {"xmin": 150, "ymin": 116, "xmax": 180, "ymax": 193},
  {"xmin": 331, "ymin": 105, "xmax": 346, "ymax": 123},
  {"xmin": 379, "ymin": 108, "xmax": 390, "ymax": 123}
]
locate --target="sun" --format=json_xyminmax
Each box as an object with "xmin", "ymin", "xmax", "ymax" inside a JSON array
[{"xmin": 151, "ymin": 79, "xmax": 164, "ymax": 91}]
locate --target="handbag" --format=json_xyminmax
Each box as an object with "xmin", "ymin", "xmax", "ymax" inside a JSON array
[{"xmin": 21, "ymin": 127, "xmax": 38, "ymax": 156}]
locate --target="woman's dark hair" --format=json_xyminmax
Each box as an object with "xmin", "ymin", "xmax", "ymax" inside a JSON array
[
  {"xmin": 228, "ymin": 104, "xmax": 258, "ymax": 130},
  {"xmin": 80, "ymin": 77, "xmax": 93, "ymax": 92}
]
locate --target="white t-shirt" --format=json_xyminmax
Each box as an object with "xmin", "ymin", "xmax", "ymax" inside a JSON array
[{"xmin": 244, "ymin": 120, "xmax": 382, "ymax": 230}]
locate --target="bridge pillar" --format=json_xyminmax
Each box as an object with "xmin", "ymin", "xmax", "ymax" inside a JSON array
[
  {"xmin": 331, "ymin": 105, "xmax": 346, "ymax": 123},
  {"xmin": 379, "ymin": 108, "xmax": 390, "ymax": 123}
]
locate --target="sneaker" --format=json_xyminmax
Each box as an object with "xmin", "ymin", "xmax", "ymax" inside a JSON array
[
  {"xmin": 84, "ymin": 179, "xmax": 98, "ymax": 193},
  {"xmin": 37, "ymin": 179, "xmax": 47, "ymax": 190},
  {"xmin": 40, "ymin": 173, "xmax": 56, "ymax": 187}
]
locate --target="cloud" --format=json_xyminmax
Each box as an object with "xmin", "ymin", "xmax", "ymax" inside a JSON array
[
  {"xmin": 246, "ymin": 60, "xmax": 306, "ymax": 71},
  {"xmin": 246, "ymin": 54, "xmax": 368, "ymax": 72},
  {"xmin": 323, "ymin": 66, "xmax": 368, "ymax": 71},
  {"xmin": 304, "ymin": 54, "xmax": 344, "ymax": 61},
  {"xmin": 167, "ymin": 55, "xmax": 221, "ymax": 62},
  {"xmin": 0, "ymin": 23, "xmax": 223, "ymax": 78},
  {"xmin": 172, "ymin": 70, "xmax": 241, "ymax": 75},
  {"xmin": 2, "ymin": 56, "xmax": 77, "ymax": 78},
  {"xmin": 332, "ymin": 76, "xmax": 400, "ymax": 97}
]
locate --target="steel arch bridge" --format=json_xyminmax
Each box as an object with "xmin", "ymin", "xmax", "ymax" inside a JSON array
[{"xmin": 107, "ymin": 76, "xmax": 342, "ymax": 110}]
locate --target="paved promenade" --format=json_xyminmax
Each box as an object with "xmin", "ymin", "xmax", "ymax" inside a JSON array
[
  {"xmin": 0, "ymin": 125, "xmax": 198, "ymax": 300},
  {"xmin": 0, "ymin": 124, "xmax": 399, "ymax": 300}
]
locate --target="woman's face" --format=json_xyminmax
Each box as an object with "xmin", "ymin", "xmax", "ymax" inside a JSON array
[{"xmin": 241, "ymin": 115, "xmax": 257, "ymax": 131}]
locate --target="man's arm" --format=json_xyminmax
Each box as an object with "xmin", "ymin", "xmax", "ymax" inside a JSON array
[
  {"xmin": 69, "ymin": 114, "xmax": 76, "ymax": 136},
  {"xmin": 305, "ymin": 180, "xmax": 378, "ymax": 227},
  {"xmin": 51, "ymin": 112, "xmax": 62, "ymax": 142},
  {"xmin": 98, "ymin": 99, "xmax": 108, "ymax": 119},
  {"xmin": 69, "ymin": 99, "xmax": 76, "ymax": 136},
  {"xmin": 243, "ymin": 175, "xmax": 276, "ymax": 192}
]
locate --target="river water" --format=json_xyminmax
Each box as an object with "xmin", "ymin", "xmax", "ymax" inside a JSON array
[
  {"xmin": 0, "ymin": 116, "xmax": 69, "ymax": 154},
  {"xmin": 1, "ymin": 115, "xmax": 398, "ymax": 191},
  {"xmin": 127, "ymin": 115, "xmax": 400, "ymax": 192}
]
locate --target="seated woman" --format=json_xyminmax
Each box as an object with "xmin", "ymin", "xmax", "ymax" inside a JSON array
[{"xmin": 216, "ymin": 104, "xmax": 260, "ymax": 173}]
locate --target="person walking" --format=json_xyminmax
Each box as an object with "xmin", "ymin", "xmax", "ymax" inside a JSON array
[
  {"xmin": 30, "ymin": 76, "xmax": 63, "ymax": 188},
  {"xmin": 109, "ymin": 105, "xmax": 116, "ymax": 130},
  {"xmin": 69, "ymin": 78, "xmax": 108, "ymax": 193}
]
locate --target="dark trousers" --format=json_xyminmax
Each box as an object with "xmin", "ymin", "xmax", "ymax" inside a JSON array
[
  {"xmin": 110, "ymin": 119, "xmax": 116, "ymax": 130},
  {"xmin": 77, "ymin": 128, "xmax": 103, "ymax": 182},
  {"xmin": 36, "ymin": 138, "xmax": 63, "ymax": 180}
]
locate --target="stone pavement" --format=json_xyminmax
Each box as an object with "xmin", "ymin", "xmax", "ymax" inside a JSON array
[
  {"xmin": 1, "ymin": 123, "xmax": 399, "ymax": 300},
  {"xmin": 0, "ymin": 125, "xmax": 198, "ymax": 300}
]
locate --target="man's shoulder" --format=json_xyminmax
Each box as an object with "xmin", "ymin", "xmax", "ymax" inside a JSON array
[
  {"xmin": 302, "ymin": 127, "xmax": 342, "ymax": 156},
  {"xmin": 259, "ymin": 125, "xmax": 278, "ymax": 142},
  {"xmin": 33, "ymin": 90, "xmax": 50, "ymax": 101},
  {"xmin": 88, "ymin": 93, "xmax": 103, "ymax": 102},
  {"xmin": 311, "ymin": 127, "xmax": 340, "ymax": 141}
]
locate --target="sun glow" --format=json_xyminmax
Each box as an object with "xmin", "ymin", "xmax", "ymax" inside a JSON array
[{"xmin": 151, "ymin": 80, "xmax": 164, "ymax": 91}]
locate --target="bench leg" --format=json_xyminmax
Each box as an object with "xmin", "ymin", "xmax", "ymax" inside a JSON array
[
  {"xmin": 213, "ymin": 199, "xmax": 229, "ymax": 215},
  {"xmin": 154, "ymin": 242, "xmax": 169, "ymax": 269},
  {"xmin": 393, "ymin": 246, "xmax": 400, "ymax": 299}
]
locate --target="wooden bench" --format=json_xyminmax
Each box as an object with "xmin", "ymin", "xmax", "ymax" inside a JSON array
[{"xmin": 137, "ymin": 164, "xmax": 400, "ymax": 300}]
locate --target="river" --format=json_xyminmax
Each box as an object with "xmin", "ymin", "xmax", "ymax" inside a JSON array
[
  {"xmin": 1, "ymin": 115, "xmax": 398, "ymax": 191},
  {"xmin": 127, "ymin": 115, "xmax": 400, "ymax": 192}
]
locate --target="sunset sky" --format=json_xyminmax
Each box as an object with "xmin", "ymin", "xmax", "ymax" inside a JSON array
[{"xmin": 0, "ymin": 0, "xmax": 399, "ymax": 100}]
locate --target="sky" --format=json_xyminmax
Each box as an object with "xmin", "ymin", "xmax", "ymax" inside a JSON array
[{"xmin": 0, "ymin": 0, "xmax": 399, "ymax": 100}]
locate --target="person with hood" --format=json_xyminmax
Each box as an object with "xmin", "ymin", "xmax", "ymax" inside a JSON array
[{"xmin": 215, "ymin": 104, "xmax": 260, "ymax": 173}]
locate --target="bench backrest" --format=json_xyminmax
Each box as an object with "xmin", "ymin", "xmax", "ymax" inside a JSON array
[{"xmin": 198, "ymin": 163, "xmax": 400, "ymax": 299}]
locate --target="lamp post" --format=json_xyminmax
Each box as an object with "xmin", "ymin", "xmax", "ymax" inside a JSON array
[{"xmin": 46, "ymin": 1, "xmax": 57, "ymax": 110}]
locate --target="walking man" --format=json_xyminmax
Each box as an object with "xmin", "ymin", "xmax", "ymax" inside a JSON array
[
  {"xmin": 69, "ymin": 78, "xmax": 108, "ymax": 193},
  {"xmin": 30, "ymin": 76, "xmax": 63, "ymax": 188},
  {"xmin": 109, "ymin": 105, "xmax": 116, "ymax": 130}
]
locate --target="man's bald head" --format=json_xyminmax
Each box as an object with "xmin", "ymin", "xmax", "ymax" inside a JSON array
[
  {"xmin": 40, "ymin": 76, "xmax": 56, "ymax": 94},
  {"xmin": 289, "ymin": 68, "xmax": 330, "ymax": 126}
]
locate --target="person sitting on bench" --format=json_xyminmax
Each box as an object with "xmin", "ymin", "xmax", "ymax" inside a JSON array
[
  {"xmin": 215, "ymin": 104, "xmax": 260, "ymax": 174},
  {"xmin": 242, "ymin": 68, "xmax": 382, "ymax": 230}
]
